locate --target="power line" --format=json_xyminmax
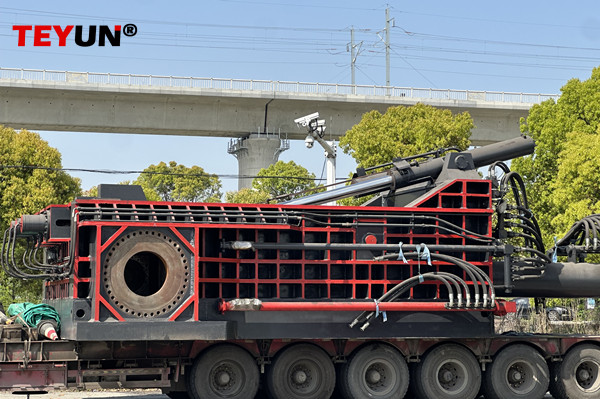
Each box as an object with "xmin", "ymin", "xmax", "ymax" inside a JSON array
[
  {"xmin": 0, "ymin": 7, "xmax": 360, "ymax": 33},
  {"xmin": 0, "ymin": 46, "xmax": 348, "ymax": 66},
  {"xmin": 396, "ymin": 10, "xmax": 600, "ymax": 31},
  {"xmin": 394, "ymin": 28, "xmax": 600, "ymax": 52},
  {"xmin": 361, "ymin": 63, "xmax": 569, "ymax": 81},
  {"xmin": 0, "ymin": 164, "xmax": 335, "ymax": 181},
  {"xmin": 386, "ymin": 53, "xmax": 593, "ymax": 71},
  {"xmin": 389, "ymin": 46, "xmax": 437, "ymax": 88},
  {"xmin": 216, "ymin": 0, "xmax": 382, "ymax": 11}
]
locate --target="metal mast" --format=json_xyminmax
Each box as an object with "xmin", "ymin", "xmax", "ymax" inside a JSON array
[{"xmin": 385, "ymin": 7, "xmax": 391, "ymax": 90}]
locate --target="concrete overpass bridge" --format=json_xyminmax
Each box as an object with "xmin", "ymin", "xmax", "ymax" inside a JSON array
[{"xmin": 0, "ymin": 68, "xmax": 558, "ymax": 188}]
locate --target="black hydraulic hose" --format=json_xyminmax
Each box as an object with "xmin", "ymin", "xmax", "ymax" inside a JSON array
[
  {"xmin": 356, "ymin": 274, "xmax": 458, "ymax": 330},
  {"xmin": 355, "ymin": 270, "xmax": 479, "ymax": 331},
  {"xmin": 22, "ymin": 238, "xmax": 45, "ymax": 271},
  {"xmin": 554, "ymin": 215, "xmax": 600, "ymax": 247},
  {"xmin": 511, "ymin": 214, "xmax": 542, "ymax": 237},
  {"xmin": 377, "ymin": 271, "xmax": 465, "ymax": 308},
  {"xmin": 519, "ymin": 257, "xmax": 547, "ymax": 266},
  {"xmin": 435, "ymin": 271, "xmax": 469, "ymax": 306},
  {"xmin": 5, "ymin": 219, "xmax": 72, "ymax": 280},
  {"xmin": 350, "ymin": 274, "xmax": 442, "ymax": 326},
  {"xmin": 582, "ymin": 219, "xmax": 591, "ymax": 247},
  {"xmin": 285, "ymin": 211, "xmax": 491, "ymax": 241},
  {"xmin": 418, "ymin": 215, "xmax": 494, "ymax": 241},
  {"xmin": 346, "ymin": 222, "xmax": 493, "ymax": 243},
  {"xmin": 507, "ymin": 222, "xmax": 545, "ymax": 252},
  {"xmin": 590, "ymin": 216, "xmax": 600, "ymax": 247},
  {"xmin": 488, "ymin": 161, "xmax": 511, "ymax": 176},
  {"xmin": 516, "ymin": 246, "xmax": 551, "ymax": 263},
  {"xmin": 22, "ymin": 237, "xmax": 56, "ymax": 272},
  {"xmin": 509, "ymin": 231, "xmax": 544, "ymax": 252},
  {"xmin": 561, "ymin": 224, "xmax": 583, "ymax": 246},
  {"xmin": 1, "ymin": 227, "xmax": 16, "ymax": 277},
  {"xmin": 8, "ymin": 224, "xmax": 21, "ymax": 278},
  {"xmin": 422, "ymin": 252, "xmax": 493, "ymax": 306},
  {"xmin": 27, "ymin": 236, "xmax": 60, "ymax": 270},
  {"xmin": 503, "ymin": 172, "xmax": 529, "ymax": 209},
  {"xmin": 350, "ymin": 273, "xmax": 456, "ymax": 329},
  {"xmin": 375, "ymin": 251, "xmax": 487, "ymax": 307},
  {"xmin": 15, "ymin": 237, "xmax": 45, "ymax": 277},
  {"xmin": 432, "ymin": 253, "xmax": 493, "ymax": 306},
  {"xmin": 512, "ymin": 205, "xmax": 534, "ymax": 219}
]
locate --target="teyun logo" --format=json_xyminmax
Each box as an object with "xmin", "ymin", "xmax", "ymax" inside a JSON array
[{"xmin": 12, "ymin": 24, "xmax": 137, "ymax": 47}]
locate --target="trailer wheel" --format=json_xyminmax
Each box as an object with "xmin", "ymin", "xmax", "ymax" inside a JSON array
[
  {"xmin": 339, "ymin": 343, "xmax": 409, "ymax": 399},
  {"xmin": 483, "ymin": 344, "xmax": 549, "ymax": 399},
  {"xmin": 266, "ymin": 343, "xmax": 335, "ymax": 399},
  {"xmin": 413, "ymin": 343, "xmax": 480, "ymax": 399},
  {"xmin": 187, "ymin": 344, "xmax": 259, "ymax": 399},
  {"xmin": 549, "ymin": 344, "xmax": 600, "ymax": 399}
]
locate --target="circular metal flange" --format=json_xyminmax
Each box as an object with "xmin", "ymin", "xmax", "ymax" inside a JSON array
[{"xmin": 103, "ymin": 230, "xmax": 189, "ymax": 318}]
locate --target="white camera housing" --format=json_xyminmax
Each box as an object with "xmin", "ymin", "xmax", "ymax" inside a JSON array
[
  {"xmin": 305, "ymin": 134, "xmax": 315, "ymax": 148},
  {"xmin": 294, "ymin": 112, "xmax": 320, "ymax": 127}
]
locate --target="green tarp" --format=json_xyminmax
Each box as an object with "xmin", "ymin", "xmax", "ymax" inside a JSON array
[{"xmin": 7, "ymin": 302, "xmax": 60, "ymax": 330}]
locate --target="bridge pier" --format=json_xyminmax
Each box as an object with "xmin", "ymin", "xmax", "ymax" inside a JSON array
[{"xmin": 228, "ymin": 134, "xmax": 290, "ymax": 190}]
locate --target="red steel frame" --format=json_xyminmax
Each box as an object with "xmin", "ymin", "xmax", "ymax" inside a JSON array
[{"xmin": 44, "ymin": 178, "xmax": 495, "ymax": 322}]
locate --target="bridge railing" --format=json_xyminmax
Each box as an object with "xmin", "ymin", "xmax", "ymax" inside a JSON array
[{"xmin": 0, "ymin": 67, "xmax": 559, "ymax": 104}]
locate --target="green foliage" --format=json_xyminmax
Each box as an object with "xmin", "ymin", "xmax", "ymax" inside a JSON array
[
  {"xmin": 83, "ymin": 186, "xmax": 98, "ymax": 197},
  {"xmin": 252, "ymin": 160, "xmax": 317, "ymax": 198},
  {"xmin": 552, "ymin": 131, "xmax": 600, "ymax": 233},
  {"xmin": 0, "ymin": 126, "xmax": 81, "ymax": 306},
  {"xmin": 0, "ymin": 126, "xmax": 81, "ymax": 227},
  {"xmin": 225, "ymin": 188, "xmax": 271, "ymax": 204},
  {"xmin": 337, "ymin": 103, "xmax": 473, "ymax": 205},
  {"xmin": 339, "ymin": 103, "xmax": 473, "ymax": 169},
  {"xmin": 513, "ymin": 67, "xmax": 600, "ymax": 245},
  {"xmin": 134, "ymin": 161, "xmax": 222, "ymax": 203}
]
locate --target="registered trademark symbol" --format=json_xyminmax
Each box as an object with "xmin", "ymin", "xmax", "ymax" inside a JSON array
[{"xmin": 123, "ymin": 24, "xmax": 137, "ymax": 37}]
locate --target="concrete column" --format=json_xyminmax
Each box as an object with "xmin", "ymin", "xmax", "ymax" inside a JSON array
[{"xmin": 228, "ymin": 133, "xmax": 290, "ymax": 190}]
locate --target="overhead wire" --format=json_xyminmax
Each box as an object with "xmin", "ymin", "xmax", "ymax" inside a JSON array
[
  {"xmin": 0, "ymin": 164, "xmax": 340, "ymax": 181},
  {"xmin": 1, "ymin": 6, "xmax": 597, "ymax": 79}
]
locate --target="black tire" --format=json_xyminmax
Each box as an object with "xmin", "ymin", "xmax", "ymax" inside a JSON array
[
  {"xmin": 187, "ymin": 344, "xmax": 259, "ymax": 399},
  {"xmin": 413, "ymin": 343, "xmax": 481, "ymax": 399},
  {"xmin": 548, "ymin": 310, "xmax": 560, "ymax": 322},
  {"xmin": 549, "ymin": 344, "xmax": 600, "ymax": 399},
  {"xmin": 266, "ymin": 343, "xmax": 335, "ymax": 399},
  {"xmin": 483, "ymin": 344, "xmax": 549, "ymax": 399},
  {"xmin": 339, "ymin": 343, "xmax": 409, "ymax": 399}
]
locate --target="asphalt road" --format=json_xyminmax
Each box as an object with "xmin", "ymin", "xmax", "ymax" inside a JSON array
[
  {"xmin": 0, "ymin": 391, "xmax": 166, "ymax": 399},
  {"xmin": 0, "ymin": 390, "xmax": 556, "ymax": 399}
]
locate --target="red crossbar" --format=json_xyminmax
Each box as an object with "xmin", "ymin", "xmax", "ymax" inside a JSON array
[{"xmin": 219, "ymin": 299, "xmax": 514, "ymax": 316}]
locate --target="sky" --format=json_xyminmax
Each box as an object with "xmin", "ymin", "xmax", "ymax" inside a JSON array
[{"xmin": 1, "ymin": 1, "xmax": 599, "ymax": 195}]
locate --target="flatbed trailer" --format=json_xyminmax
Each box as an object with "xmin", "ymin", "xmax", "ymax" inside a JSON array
[{"xmin": 0, "ymin": 332, "xmax": 598, "ymax": 397}]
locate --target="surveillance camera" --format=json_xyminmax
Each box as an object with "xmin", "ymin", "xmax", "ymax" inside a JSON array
[
  {"xmin": 294, "ymin": 112, "xmax": 320, "ymax": 127},
  {"xmin": 305, "ymin": 134, "xmax": 315, "ymax": 148}
]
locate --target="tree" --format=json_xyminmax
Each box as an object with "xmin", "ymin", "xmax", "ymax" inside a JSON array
[
  {"xmin": 225, "ymin": 188, "xmax": 271, "ymax": 204},
  {"xmin": 551, "ymin": 131, "xmax": 600, "ymax": 234},
  {"xmin": 0, "ymin": 126, "xmax": 81, "ymax": 227},
  {"xmin": 513, "ymin": 67, "xmax": 600, "ymax": 245},
  {"xmin": 252, "ymin": 160, "xmax": 318, "ymax": 198},
  {"xmin": 339, "ymin": 103, "xmax": 473, "ymax": 169},
  {"xmin": 0, "ymin": 126, "xmax": 81, "ymax": 305},
  {"xmin": 337, "ymin": 103, "xmax": 473, "ymax": 205},
  {"xmin": 134, "ymin": 161, "xmax": 222, "ymax": 203}
]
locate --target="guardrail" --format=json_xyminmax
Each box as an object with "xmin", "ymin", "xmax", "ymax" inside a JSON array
[{"xmin": 0, "ymin": 67, "xmax": 559, "ymax": 104}]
